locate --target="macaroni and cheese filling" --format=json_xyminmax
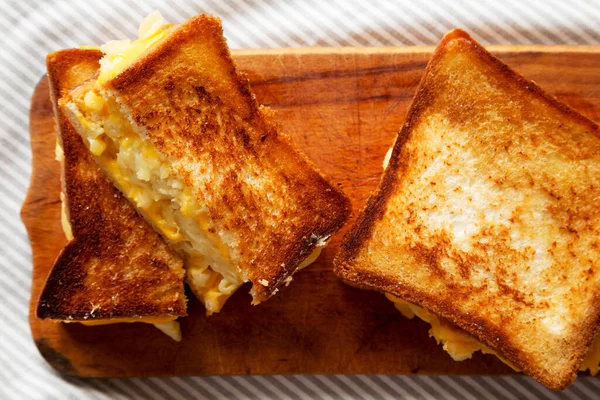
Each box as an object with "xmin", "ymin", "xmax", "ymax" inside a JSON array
[
  {"xmin": 69, "ymin": 11, "xmax": 241, "ymax": 314},
  {"xmin": 385, "ymin": 293, "xmax": 600, "ymax": 374},
  {"xmin": 68, "ymin": 90, "xmax": 241, "ymax": 314},
  {"xmin": 98, "ymin": 10, "xmax": 171, "ymax": 83}
]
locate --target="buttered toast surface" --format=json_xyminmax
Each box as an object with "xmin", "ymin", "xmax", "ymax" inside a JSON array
[{"xmin": 335, "ymin": 32, "xmax": 600, "ymax": 389}]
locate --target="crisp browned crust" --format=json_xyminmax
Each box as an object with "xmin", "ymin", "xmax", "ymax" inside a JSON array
[
  {"xmin": 334, "ymin": 29, "xmax": 600, "ymax": 390},
  {"xmin": 37, "ymin": 49, "xmax": 186, "ymax": 320},
  {"xmin": 102, "ymin": 15, "xmax": 351, "ymax": 302}
]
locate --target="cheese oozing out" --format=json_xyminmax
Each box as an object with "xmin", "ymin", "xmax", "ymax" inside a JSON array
[
  {"xmin": 71, "ymin": 316, "xmax": 181, "ymax": 342},
  {"xmin": 67, "ymin": 11, "xmax": 325, "ymax": 314},
  {"xmin": 56, "ymin": 141, "xmax": 74, "ymax": 241},
  {"xmin": 68, "ymin": 89, "xmax": 240, "ymax": 315},
  {"xmin": 386, "ymin": 288, "xmax": 599, "ymax": 373},
  {"xmin": 98, "ymin": 10, "xmax": 171, "ymax": 83},
  {"xmin": 385, "ymin": 293, "xmax": 518, "ymax": 369},
  {"xmin": 55, "ymin": 141, "xmax": 181, "ymax": 341}
]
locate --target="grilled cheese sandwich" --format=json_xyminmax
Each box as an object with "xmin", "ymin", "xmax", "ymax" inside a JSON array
[
  {"xmin": 62, "ymin": 12, "xmax": 350, "ymax": 312},
  {"xmin": 335, "ymin": 29, "xmax": 600, "ymax": 390},
  {"xmin": 39, "ymin": 48, "xmax": 187, "ymax": 341}
]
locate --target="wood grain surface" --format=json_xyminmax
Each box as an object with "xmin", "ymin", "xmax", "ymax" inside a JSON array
[{"xmin": 23, "ymin": 46, "xmax": 600, "ymax": 378}]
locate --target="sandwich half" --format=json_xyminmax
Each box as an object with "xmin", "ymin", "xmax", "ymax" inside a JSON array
[
  {"xmin": 38, "ymin": 48, "xmax": 187, "ymax": 341},
  {"xmin": 334, "ymin": 29, "xmax": 600, "ymax": 390},
  {"xmin": 60, "ymin": 12, "xmax": 351, "ymax": 314}
]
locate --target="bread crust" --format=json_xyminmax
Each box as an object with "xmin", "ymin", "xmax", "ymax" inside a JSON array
[
  {"xmin": 101, "ymin": 15, "xmax": 351, "ymax": 302},
  {"xmin": 37, "ymin": 49, "xmax": 186, "ymax": 320},
  {"xmin": 334, "ymin": 29, "xmax": 600, "ymax": 390}
]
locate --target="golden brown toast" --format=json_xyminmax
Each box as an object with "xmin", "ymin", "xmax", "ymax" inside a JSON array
[
  {"xmin": 37, "ymin": 49, "xmax": 186, "ymax": 323},
  {"xmin": 61, "ymin": 14, "xmax": 351, "ymax": 307},
  {"xmin": 334, "ymin": 29, "xmax": 600, "ymax": 390}
]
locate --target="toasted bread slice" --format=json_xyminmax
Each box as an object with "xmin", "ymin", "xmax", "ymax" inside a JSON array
[
  {"xmin": 334, "ymin": 29, "xmax": 600, "ymax": 390},
  {"xmin": 60, "ymin": 13, "xmax": 351, "ymax": 311},
  {"xmin": 38, "ymin": 49, "xmax": 187, "ymax": 339}
]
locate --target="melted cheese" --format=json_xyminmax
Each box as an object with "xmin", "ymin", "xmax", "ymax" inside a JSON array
[
  {"xmin": 186, "ymin": 256, "xmax": 237, "ymax": 315},
  {"xmin": 98, "ymin": 10, "xmax": 171, "ymax": 83},
  {"xmin": 385, "ymin": 294, "xmax": 600, "ymax": 374},
  {"xmin": 99, "ymin": 110, "xmax": 241, "ymax": 313},
  {"xmin": 75, "ymin": 318, "xmax": 181, "ymax": 342},
  {"xmin": 56, "ymin": 142, "xmax": 74, "ymax": 241},
  {"xmin": 59, "ymin": 192, "xmax": 74, "ymax": 241},
  {"xmin": 581, "ymin": 334, "xmax": 600, "ymax": 375},
  {"xmin": 385, "ymin": 293, "xmax": 514, "ymax": 366},
  {"xmin": 153, "ymin": 321, "xmax": 182, "ymax": 342},
  {"xmin": 78, "ymin": 316, "xmax": 176, "ymax": 325},
  {"xmin": 298, "ymin": 246, "xmax": 324, "ymax": 270},
  {"xmin": 382, "ymin": 146, "xmax": 393, "ymax": 170},
  {"xmin": 70, "ymin": 69, "xmax": 243, "ymax": 314}
]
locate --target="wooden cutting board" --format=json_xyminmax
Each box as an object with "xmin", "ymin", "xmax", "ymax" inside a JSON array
[{"xmin": 23, "ymin": 46, "xmax": 600, "ymax": 378}]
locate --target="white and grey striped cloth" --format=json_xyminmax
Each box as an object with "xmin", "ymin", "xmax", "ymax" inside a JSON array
[{"xmin": 2, "ymin": 1, "xmax": 600, "ymax": 399}]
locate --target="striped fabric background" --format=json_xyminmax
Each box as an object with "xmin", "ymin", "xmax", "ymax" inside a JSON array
[{"xmin": 2, "ymin": 0, "xmax": 600, "ymax": 398}]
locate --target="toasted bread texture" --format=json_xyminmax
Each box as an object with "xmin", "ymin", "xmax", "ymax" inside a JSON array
[
  {"xmin": 37, "ymin": 49, "xmax": 186, "ymax": 321},
  {"xmin": 334, "ymin": 29, "xmax": 600, "ymax": 390},
  {"xmin": 63, "ymin": 15, "xmax": 351, "ymax": 303}
]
